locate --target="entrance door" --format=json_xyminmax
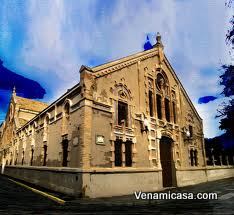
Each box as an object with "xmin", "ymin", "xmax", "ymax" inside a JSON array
[{"xmin": 160, "ymin": 136, "xmax": 174, "ymax": 187}]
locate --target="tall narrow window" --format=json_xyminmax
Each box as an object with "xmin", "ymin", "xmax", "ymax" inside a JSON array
[
  {"xmin": 125, "ymin": 141, "xmax": 133, "ymax": 167},
  {"xmin": 172, "ymin": 102, "xmax": 176, "ymax": 124},
  {"xmin": 194, "ymin": 150, "xmax": 198, "ymax": 166},
  {"xmin": 165, "ymin": 98, "xmax": 170, "ymax": 122},
  {"xmin": 10, "ymin": 153, "xmax": 13, "ymax": 165},
  {"xmin": 43, "ymin": 145, "xmax": 47, "ymax": 166},
  {"xmin": 30, "ymin": 148, "xmax": 34, "ymax": 166},
  {"xmin": 189, "ymin": 125, "xmax": 193, "ymax": 138},
  {"xmin": 64, "ymin": 103, "xmax": 70, "ymax": 116},
  {"xmin": 156, "ymin": 95, "xmax": 162, "ymax": 119},
  {"xmin": 62, "ymin": 139, "xmax": 69, "ymax": 167},
  {"xmin": 21, "ymin": 151, "xmax": 24, "ymax": 165},
  {"xmin": 190, "ymin": 149, "xmax": 194, "ymax": 166},
  {"xmin": 118, "ymin": 101, "xmax": 128, "ymax": 127},
  {"xmin": 14, "ymin": 153, "xmax": 18, "ymax": 165},
  {"xmin": 114, "ymin": 139, "xmax": 122, "ymax": 167},
  {"xmin": 149, "ymin": 90, "xmax": 154, "ymax": 117}
]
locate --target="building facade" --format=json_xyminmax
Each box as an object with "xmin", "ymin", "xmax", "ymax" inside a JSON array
[{"xmin": 0, "ymin": 34, "xmax": 208, "ymax": 197}]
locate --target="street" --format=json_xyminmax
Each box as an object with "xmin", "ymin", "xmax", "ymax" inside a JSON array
[{"xmin": 0, "ymin": 175, "xmax": 233, "ymax": 214}]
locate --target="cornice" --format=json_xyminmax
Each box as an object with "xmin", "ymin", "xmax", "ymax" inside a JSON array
[
  {"xmin": 163, "ymin": 56, "xmax": 202, "ymax": 121},
  {"xmin": 93, "ymin": 49, "xmax": 159, "ymax": 78}
]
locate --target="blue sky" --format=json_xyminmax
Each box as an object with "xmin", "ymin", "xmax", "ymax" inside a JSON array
[{"xmin": 0, "ymin": 0, "xmax": 232, "ymax": 138}]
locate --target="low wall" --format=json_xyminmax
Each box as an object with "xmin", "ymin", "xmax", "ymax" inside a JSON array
[
  {"xmin": 3, "ymin": 165, "xmax": 83, "ymax": 196},
  {"xmin": 3, "ymin": 166, "xmax": 163, "ymax": 198},
  {"xmin": 176, "ymin": 168, "xmax": 208, "ymax": 187},
  {"xmin": 176, "ymin": 166, "xmax": 234, "ymax": 187},
  {"xmin": 2, "ymin": 165, "xmax": 234, "ymax": 198},
  {"xmin": 206, "ymin": 166, "xmax": 234, "ymax": 181},
  {"xmin": 83, "ymin": 169, "xmax": 163, "ymax": 198}
]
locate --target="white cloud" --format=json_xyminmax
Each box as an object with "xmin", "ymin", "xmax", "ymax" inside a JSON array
[{"xmin": 0, "ymin": 0, "xmax": 229, "ymax": 137}]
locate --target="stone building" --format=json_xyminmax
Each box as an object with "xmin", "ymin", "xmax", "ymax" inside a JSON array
[
  {"xmin": 0, "ymin": 34, "xmax": 208, "ymax": 197},
  {"xmin": 0, "ymin": 88, "xmax": 48, "ymax": 166}
]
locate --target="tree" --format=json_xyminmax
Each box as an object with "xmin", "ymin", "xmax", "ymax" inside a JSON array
[{"xmin": 218, "ymin": 1, "xmax": 234, "ymax": 139}]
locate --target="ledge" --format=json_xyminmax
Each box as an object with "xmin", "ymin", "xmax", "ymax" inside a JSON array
[
  {"xmin": 4, "ymin": 165, "xmax": 162, "ymax": 174},
  {"xmin": 177, "ymin": 166, "xmax": 234, "ymax": 171},
  {"xmin": 206, "ymin": 165, "xmax": 234, "ymax": 170}
]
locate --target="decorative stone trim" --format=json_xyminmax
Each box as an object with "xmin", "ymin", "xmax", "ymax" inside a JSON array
[{"xmin": 94, "ymin": 51, "xmax": 158, "ymax": 78}]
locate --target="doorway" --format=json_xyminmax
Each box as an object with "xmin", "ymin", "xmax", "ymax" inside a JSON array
[{"xmin": 160, "ymin": 136, "xmax": 176, "ymax": 187}]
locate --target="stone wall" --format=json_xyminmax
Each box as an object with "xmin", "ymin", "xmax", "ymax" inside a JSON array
[
  {"xmin": 83, "ymin": 169, "xmax": 163, "ymax": 198},
  {"xmin": 3, "ymin": 166, "xmax": 83, "ymax": 196},
  {"xmin": 176, "ymin": 168, "xmax": 208, "ymax": 187},
  {"xmin": 206, "ymin": 166, "xmax": 234, "ymax": 181},
  {"xmin": 2, "ymin": 165, "xmax": 234, "ymax": 198},
  {"xmin": 176, "ymin": 166, "xmax": 234, "ymax": 187}
]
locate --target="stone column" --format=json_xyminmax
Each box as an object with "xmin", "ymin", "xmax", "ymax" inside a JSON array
[
  {"xmin": 122, "ymin": 136, "xmax": 126, "ymax": 167},
  {"xmin": 80, "ymin": 100, "xmax": 92, "ymax": 169},
  {"xmin": 161, "ymin": 96, "xmax": 166, "ymax": 121}
]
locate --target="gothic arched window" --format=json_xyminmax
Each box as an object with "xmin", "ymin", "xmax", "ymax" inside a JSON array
[
  {"xmin": 156, "ymin": 73, "xmax": 165, "ymax": 91},
  {"xmin": 156, "ymin": 72, "xmax": 171, "ymax": 121},
  {"xmin": 64, "ymin": 102, "xmax": 70, "ymax": 117}
]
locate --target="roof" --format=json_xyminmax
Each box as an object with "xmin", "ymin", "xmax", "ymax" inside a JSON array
[
  {"xmin": 91, "ymin": 48, "xmax": 154, "ymax": 72},
  {"xmin": 15, "ymin": 96, "xmax": 48, "ymax": 113}
]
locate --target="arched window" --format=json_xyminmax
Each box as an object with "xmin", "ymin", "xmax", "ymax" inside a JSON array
[
  {"xmin": 64, "ymin": 102, "xmax": 70, "ymax": 117},
  {"xmin": 155, "ymin": 72, "xmax": 171, "ymax": 121},
  {"xmin": 45, "ymin": 116, "xmax": 49, "ymax": 125},
  {"xmin": 165, "ymin": 98, "xmax": 170, "ymax": 122},
  {"xmin": 156, "ymin": 73, "xmax": 165, "ymax": 91}
]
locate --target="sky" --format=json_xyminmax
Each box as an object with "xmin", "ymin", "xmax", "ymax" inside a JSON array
[{"xmin": 0, "ymin": 0, "xmax": 232, "ymax": 138}]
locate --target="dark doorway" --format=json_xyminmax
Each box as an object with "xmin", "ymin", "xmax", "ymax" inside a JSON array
[
  {"xmin": 43, "ymin": 145, "xmax": 47, "ymax": 166},
  {"xmin": 62, "ymin": 139, "xmax": 69, "ymax": 167},
  {"xmin": 114, "ymin": 139, "xmax": 122, "ymax": 167},
  {"xmin": 160, "ymin": 136, "xmax": 176, "ymax": 187}
]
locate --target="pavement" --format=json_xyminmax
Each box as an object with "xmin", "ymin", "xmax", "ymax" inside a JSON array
[{"xmin": 0, "ymin": 175, "xmax": 233, "ymax": 214}]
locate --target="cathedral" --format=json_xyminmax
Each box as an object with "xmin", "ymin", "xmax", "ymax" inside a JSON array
[{"xmin": 0, "ymin": 34, "xmax": 208, "ymax": 197}]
